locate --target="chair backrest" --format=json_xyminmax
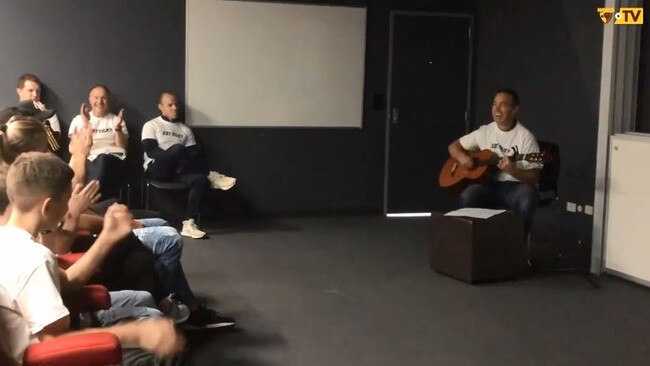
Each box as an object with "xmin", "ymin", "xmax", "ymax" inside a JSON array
[{"xmin": 537, "ymin": 140, "xmax": 560, "ymax": 206}]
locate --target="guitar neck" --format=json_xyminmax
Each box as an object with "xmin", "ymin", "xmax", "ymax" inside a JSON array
[{"xmin": 479, "ymin": 153, "xmax": 529, "ymax": 166}]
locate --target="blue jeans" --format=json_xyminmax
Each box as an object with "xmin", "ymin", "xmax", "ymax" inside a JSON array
[
  {"xmin": 95, "ymin": 290, "xmax": 163, "ymax": 326},
  {"xmin": 133, "ymin": 219, "xmax": 196, "ymax": 306},
  {"xmin": 459, "ymin": 181, "xmax": 539, "ymax": 233}
]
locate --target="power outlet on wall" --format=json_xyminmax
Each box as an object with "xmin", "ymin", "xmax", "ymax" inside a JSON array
[{"xmin": 566, "ymin": 201, "xmax": 577, "ymax": 212}]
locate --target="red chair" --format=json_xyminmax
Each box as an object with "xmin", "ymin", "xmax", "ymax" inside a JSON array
[
  {"xmin": 22, "ymin": 284, "xmax": 122, "ymax": 366},
  {"xmin": 23, "ymin": 332, "xmax": 121, "ymax": 366},
  {"xmin": 56, "ymin": 252, "xmax": 85, "ymax": 270}
]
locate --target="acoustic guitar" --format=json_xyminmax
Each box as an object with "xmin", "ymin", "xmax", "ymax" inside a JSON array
[{"xmin": 438, "ymin": 149, "xmax": 547, "ymax": 188}]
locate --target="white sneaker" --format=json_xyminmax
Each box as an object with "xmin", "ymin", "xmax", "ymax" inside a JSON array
[
  {"xmin": 160, "ymin": 294, "xmax": 191, "ymax": 324},
  {"xmin": 181, "ymin": 219, "xmax": 206, "ymax": 239},
  {"xmin": 208, "ymin": 171, "xmax": 236, "ymax": 190}
]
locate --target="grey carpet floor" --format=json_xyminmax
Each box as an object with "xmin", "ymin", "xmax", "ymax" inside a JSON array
[{"xmin": 178, "ymin": 216, "xmax": 650, "ymax": 366}]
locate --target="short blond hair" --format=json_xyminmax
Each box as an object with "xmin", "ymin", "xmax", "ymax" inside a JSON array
[
  {"xmin": 7, "ymin": 152, "xmax": 73, "ymax": 212},
  {"xmin": 0, "ymin": 116, "xmax": 49, "ymax": 164}
]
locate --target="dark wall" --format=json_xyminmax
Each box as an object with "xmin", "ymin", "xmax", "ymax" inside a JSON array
[
  {"xmin": 473, "ymin": 0, "xmax": 602, "ymax": 261},
  {"xmin": 193, "ymin": 0, "xmax": 475, "ymax": 216},
  {"xmin": 0, "ymin": 0, "xmax": 185, "ymax": 203},
  {"xmin": 0, "ymin": 0, "xmax": 474, "ymax": 217},
  {"xmin": 0, "ymin": 0, "xmax": 601, "ymax": 246}
]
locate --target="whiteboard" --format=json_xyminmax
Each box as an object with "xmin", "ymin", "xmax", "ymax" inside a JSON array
[
  {"xmin": 185, "ymin": 0, "xmax": 367, "ymax": 127},
  {"xmin": 604, "ymin": 134, "xmax": 650, "ymax": 285}
]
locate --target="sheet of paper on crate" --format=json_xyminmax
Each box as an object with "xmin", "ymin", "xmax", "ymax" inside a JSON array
[{"xmin": 443, "ymin": 208, "xmax": 506, "ymax": 219}]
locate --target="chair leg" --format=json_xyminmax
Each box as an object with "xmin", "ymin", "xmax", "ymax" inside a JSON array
[
  {"xmin": 119, "ymin": 183, "xmax": 131, "ymax": 206},
  {"xmin": 145, "ymin": 183, "xmax": 151, "ymax": 210},
  {"xmin": 526, "ymin": 231, "xmax": 532, "ymax": 267},
  {"xmin": 141, "ymin": 179, "xmax": 146, "ymax": 208},
  {"xmin": 126, "ymin": 183, "xmax": 131, "ymax": 207}
]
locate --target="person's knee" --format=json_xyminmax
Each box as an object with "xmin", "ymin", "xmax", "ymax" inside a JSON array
[
  {"xmin": 144, "ymin": 307, "xmax": 164, "ymax": 318},
  {"xmin": 460, "ymin": 184, "xmax": 484, "ymax": 207},
  {"xmin": 157, "ymin": 227, "xmax": 184, "ymax": 254},
  {"xmin": 514, "ymin": 184, "xmax": 539, "ymax": 216},
  {"xmin": 140, "ymin": 218, "xmax": 170, "ymax": 228},
  {"xmin": 133, "ymin": 291, "xmax": 157, "ymax": 308},
  {"xmin": 94, "ymin": 154, "xmax": 110, "ymax": 164},
  {"xmin": 166, "ymin": 144, "xmax": 185, "ymax": 156},
  {"xmin": 92, "ymin": 154, "xmax": 123, "ymax": 179}
]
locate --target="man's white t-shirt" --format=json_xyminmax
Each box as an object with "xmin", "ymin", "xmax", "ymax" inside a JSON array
[
  {"xmin": 0, "ymin": 226, "xmax": 69, "ymax": 365},
  {"xmin": 458, "ymin": 121, "xmax": 542, "ymax": 182},
  {"xmin": 68, "ymin": 112, "xmax": 129, "ymax": 161},
  {"xmin": 141, "ymin": 116, "xmax": 197, "ymax": 170}
]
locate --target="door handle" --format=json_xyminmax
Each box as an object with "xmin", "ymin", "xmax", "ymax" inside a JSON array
[{"xmin": 392, "ymin": 107, "xmax": 399, "ymax": 125}]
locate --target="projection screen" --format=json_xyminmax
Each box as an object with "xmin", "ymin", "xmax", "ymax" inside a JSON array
[{"xmin": 185, "ymin": 0, "xmax": 367, "ymax": 127}]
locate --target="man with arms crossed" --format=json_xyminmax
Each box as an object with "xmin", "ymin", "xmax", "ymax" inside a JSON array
[{"xmin": 141, "ymin": 92, "xmax": 236, "ymax": 239}]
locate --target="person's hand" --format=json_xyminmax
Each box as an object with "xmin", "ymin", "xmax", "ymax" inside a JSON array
[
  {"xmin": 33, "ymin": 101, "xmax": 47, "ymax": 111},
  {"xmin": 80, "ymin": 103, "xmax": 91, "ymax": 127},
  {"xmin": 113, "ymin": 109, "xmax": 127, "ymax": 148},
  {"xmin": 68, "ymin": 129, "xmax": 93, "ymax": 157},
  {"xmin": 458, "ymin": 154, "xmax": 475, "ymax": 170},
  {"xmin": 135, "ymin": 318, "xmax": 185, "ymax": 357},
  {"xmin": 67, "ymin": 181, "xmax": 101, "ymax": 218},
  {"xmin": 114, "ymin": 108, "xmax": 125, "ymax": 131},
  {"xmin": 131, "ymin": 219, "xmax": 144, "ymax": 230},
  {"xmin": 100, "ymin": 203, "xmax": 134, "ymax": 245},
  {"xmin": 70, "ymin": 103, "xmax": 94, "ymax": 156},
  {"xmin": 497, "ymin": 156, "xmax": 516, "ymax": 174}
]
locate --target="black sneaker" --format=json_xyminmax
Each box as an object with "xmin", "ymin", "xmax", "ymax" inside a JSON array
[{"xmin": 183, "ymin": 305, "xmax": 236, "ymax": 330}]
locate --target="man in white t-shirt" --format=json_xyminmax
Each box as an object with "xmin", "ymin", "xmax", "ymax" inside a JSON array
[
  {"xmin": 14, "ymin": 73, "xmax": 61, "ymax": 153},
  {"xmin": 141, "ymin": 92, "xmax": 236, "ymax": 239},
  {"xmin": 0, "ymin": 152, "xmax": 184, "ymax": 365},
  {"xmin": 68, "ymin": 85, "xmax": 129, "ymax": 200},
  {"xmin": 448, "ymin": 89, "xmax": 542, "ymax": 233}
]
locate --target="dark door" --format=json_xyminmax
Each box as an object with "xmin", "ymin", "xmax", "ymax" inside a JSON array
[{"xmin": 385, "ymin": 12, "xmax": 472, "ymax": 214}]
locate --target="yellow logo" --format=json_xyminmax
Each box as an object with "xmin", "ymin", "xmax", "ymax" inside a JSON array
[
  {"xmin": 598, "ymin": 7, "xmax": 643, "ymax": 25},
  {"xmin": 597, "ymin": 8, "xmax": 615, "ymax": 23}
]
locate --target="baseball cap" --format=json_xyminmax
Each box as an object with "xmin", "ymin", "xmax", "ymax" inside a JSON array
[{"xmin": 0, "ymin": 101, "xmax": 56, "ymax": 124}]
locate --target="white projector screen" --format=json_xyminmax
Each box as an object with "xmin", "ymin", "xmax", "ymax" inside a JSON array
[{"xmin": 185, "ymin": 0, "xmax": 367, "ymax": 127}]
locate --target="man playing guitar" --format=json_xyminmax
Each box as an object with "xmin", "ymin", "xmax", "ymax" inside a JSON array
[{"xmin": 447, "ymin": 88, "xmax": 542, "ymax": 234}]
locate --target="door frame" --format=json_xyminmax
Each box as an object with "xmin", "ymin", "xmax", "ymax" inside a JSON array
[{"xmin": 383, "ymin": 11, "xmax": 475, "ymax": 216}]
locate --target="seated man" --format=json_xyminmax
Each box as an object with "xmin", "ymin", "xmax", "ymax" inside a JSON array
[
  {"xmin": 0, "ymin": 111, "xmax": 235, "ymax": 329},
  {"xmin": 15, "ymin": 73, "xmax": 62, "ymax": 153},
  {"xmin": 141, "ymin": 92, "xmax": 236, "ymax": 239},
  {"xmin": 0, "ymin": 152, "xmax": 184, "ymax": 365},
  {"xmin": 0, "ymin": 165, "xmax": 187, "ymax": 328},
  {"xmin": 447, "ymin": 88, "xmax": 541, "ymax": 234},
  {"xmin": 68, "ymin": 84, "xmax": 128, "ymax": 200}
]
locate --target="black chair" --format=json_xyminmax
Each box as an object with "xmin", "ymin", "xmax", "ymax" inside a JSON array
[
  {"xmin": 537, "ymin": 140, "xmax": 560, "ymax": 206},
  {"xmin": 142, "ymin": 178, "xmax": 188, "ymax": 210},
  {"xmin": 530, "ymin": 141, "xmax": 597, "ymax": 286},
  {"xmin": 119, "ymin": 183, "xmax": 131, "ymax": 206},
  {"xmin": 142, "ymin": 178, "xmax": 201, "ymax": 224},
  {"xmin": 527, "ymin": 140, "xmax": 560, "ymax": 252}
]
